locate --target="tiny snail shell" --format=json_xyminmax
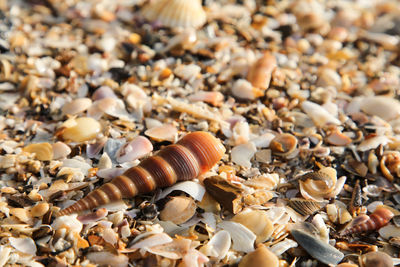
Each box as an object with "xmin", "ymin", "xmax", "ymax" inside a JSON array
[
  {"xmin": 59, "ymin": 132, "xmax": 225, "ymax": 215},
  {"xmin": 341, "ymin": 207, "xmax": 394, "ymax": 236}
]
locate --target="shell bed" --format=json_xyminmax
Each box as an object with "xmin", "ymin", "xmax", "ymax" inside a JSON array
[{"xmin": 0, "ymin": 0, "xmax": 400, "ymax": 266}]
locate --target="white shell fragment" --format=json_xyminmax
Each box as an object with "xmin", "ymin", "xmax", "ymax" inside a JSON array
[
  {"xmin": 360, "ymin": 96, "xmax": 400, "ymax": 120},
  {"xmin": 270, "ymin": 238, "xmax": 298, "ymax": 256},
  {"xmin": 200, "ymin": 230, "xmax": 231, "ymax": 259},
  {"xmin": 129, "ymin": 233, "xmax": 173, "ymax": 249},
  {"xmin": 9, "ymin": 237, "xmax": 37, "ymax": 255},
  {"xmin": 62, "ymin": 98, "xmax": 92, "ymax": 115},
  {"xmin": 145, "ymin": 124, "xmax": 178, "ymax": 142},
  {"xmin": 51, "ymin": 214, "xmax": 83, "ymax": 233},
  {"xmin": 116, "ymin": 136, "xmax": 153, "ymax": 163},
  {"xmin": 231, "ymin": 142, "xmax": 257, "ymax": 168},
  {"xmin": 157, "ymin": 181, "xmax": 206, "ymax": 202},
  {"xmin": 301, "ymin": 101, "xmax": 341, "ymax": 126},
  {"xmin": 218, "ymin": 221, "xmax": 256, "ymax": 253},
  {"xmin": 0, "ymin": 246, "xmax": 11, "ymax": 267}
]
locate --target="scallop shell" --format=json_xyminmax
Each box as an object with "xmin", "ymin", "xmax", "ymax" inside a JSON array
[
  {"xmin": 142, "ymin": 0, "xmax": 206, "ymax": 29},
  {"xmin": 288, "ymin": 198, "xmax": 326, "ymax": 216}
]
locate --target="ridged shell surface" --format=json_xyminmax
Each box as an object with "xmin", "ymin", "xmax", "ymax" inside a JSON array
[
  {"xmin": 59, "ymin": 132, "xmax": 225, "ymax": 215},
  {"xmin": 341, "ymin": 207, "xmax": 394, "ymax": 235},
  {"xmin": 142, "ymin": 0, "xmax": 206, "ymax": 29}
]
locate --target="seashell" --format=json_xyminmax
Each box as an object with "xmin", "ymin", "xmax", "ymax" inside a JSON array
[
  {"xmin": 157, "ymin": 180, "xmax": 206, "ymax": 202},
  {"xmin": 360, "ymin": 251, "xmax": 394, "ymax": 267},
  {"xmin": 52, "ymin": 142, "xmax": 71, "ymax": 160},
  {"xmin": 312, "ymin": 214, "xmax": 330, "ymax": 243},
  {"xmin": 30, "ymin": 202, "xmax": 49, "ymax": 217},
  {"xmin": 243, "ymin": 190, "xmax": 273, "ymax": 206},
  {"xmin": 92, "ymin": 86, "xmax": 117, "ymax": 101},
  {"xmin": 86, "ymin": 137, "xmax": 107, "ymax": 158},
  {"xmin": 60, "ymin": 117, "xmax": 102, "ymax": 142},
  {"xmin": 239, "ymin": 245, "xmax": 279, "ymax": 267},
  {"xmin": 269, "ymin": 133, "xmax": 298, "ymax": 156},
  {"xmin": 141, "ymin": 0, "xmax": 206, "ymax": 29},
  {"xmin": 231, "ymin": 79, "xmax": 262, "ymax": 100},
  {"xmin": 10, "ymin": 208, "xmax": 32, "ymax": 224},
  {"xmin": 129, "ymin": 233, "xmax": 173, "ymax": 249},
  {"xmin": 357, "ymin": 135, "xmax": 391, "ymax": 152},
  {"xmin": 52, "ymin": 214, "xmax": 83, "ymax": 233},
  {"xmin": 77, "ymin": 208, "xmax": 108, "ymax": 224},
  {"xmin": 160, "ymin": 196, "xmax": 196, "ymax": 225},
  {"xmin": 269, "ymin": 238, "xmax": 298, "ymax": 256},
  {"xmin": 116, "ymin": 136, "xmax": 153, "ymax": 164},
  {"xmin": 337, "ymin": 263, "xmax": 359, "ymax": 267},
  {"xmin": 59, "ymin": 132, "xmax": 225, "ymax": 215},
  {"xmin": 299, "ymin": 166, "xmax": 343, "ymax": 201},
  {"xmin": 301, "ymin": 101, "xmax": 341, "ymax": 127},
  {"xmin": 368, "ymin": 150, "xmax": 379, "ymax": 174},
  {"xmin": 291, "ymin": 229, "xmax": 344, "ymax": 265},
  {"xmin": 219, "ymin": 221, "xmax": 256, "ymax": 253},
  {"xmin": 103, "ymin": 228, "xmax": 118, "ymax": 245},
  {"xmin": 98, "ymin": 153, "xmax": 112, "ymax": 169},
  {"xmin": 247, "ymin": 52, "xmax": 277, "ymax": 90},
  {"xmin": 200, "ymin": 230, "xmax": 231, "ymax": 259},
  {"xmin": 188, "ymin": 91, "xmax": 224, "ymax": 107},
  {"xmin": 317, "ymin": 68, "xmax": 342, "ymax": 89},
  {"xmin": 61, "ymin": 98, "xmax": 92, "ymax": 116},
  {"xmin": 9, "ymin": 237, "xmax": 37, "ymax": 255},
  {"xmin": 231, "ymin": 142, "xmax": 257, "ymax": 168},
  {"xmin": 0, "ymin": 246, "xmax": 11, "ymax": 266},
  {"xmin": 244, "ymin": 173, "xmax": 279, "ymax": 190},
  {"xmin": 174, "ymin": 64, "xmax": 201, "ymax": 81},
  {"xmin": 145, "ymin": 124, "xmax": 178, "ymax": 143},
  {"xmin": 326, "ymin": 129, "xmax": 352, "ymax": 146},
  {"xmin": 288, "ymin": 198, "xmax": 325, "ymax": 216},
  {"xmin": 341, "ymin": 207, "xmax": 394, "ymax": 236},
  {"xmin": 360, "ymin": 96, "xmax": 400, "ymax": 121},
  {"xmin": 232, "ymin": 209, "xmax": 273, "ymax": 244},
  {"xmin": 380, "ymin": 151, "xmax": 400, "ymax": 182},
  {"xmin": 378, "ymin": 225, "xmax": 400, "ymax": 240},
  {"xmin": 23, "ymin": 142, "xmax": 53, "ymax": 161},
  {"xmin": 86, "ymin": 252, "xmax": 129, "ymax": 267},
  {"xmin": 159, "ymin": 28, "xmax": 197, "ymax": 53}
]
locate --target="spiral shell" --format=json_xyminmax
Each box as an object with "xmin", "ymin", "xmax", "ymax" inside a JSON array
[
  {"xmin": 59, "ymin": 132, "xmax": 225, "ymax": 215},
  {"xmin": 341, "ymin": 207, "xmax": 394, "ymax": 236}
]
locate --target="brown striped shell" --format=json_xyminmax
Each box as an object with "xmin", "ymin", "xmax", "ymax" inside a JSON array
[
  {"xmin": 59, "ymin": 132, "xmax": 225, "ymax": 215},
  {"xmin": 341, "ymin": 207, "xmax": 394, "ymax": 236}
]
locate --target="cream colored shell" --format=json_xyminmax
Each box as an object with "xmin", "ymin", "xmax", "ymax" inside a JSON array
[{"xmin": 142, "ymin": 0, "xmax": 206, "ymax": 29}]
